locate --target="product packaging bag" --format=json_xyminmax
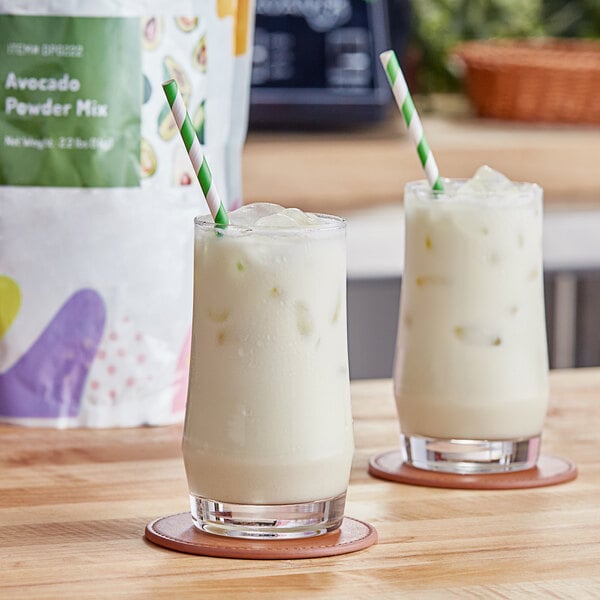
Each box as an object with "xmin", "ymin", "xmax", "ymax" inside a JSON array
[{"xmin": 0, "ymin": 0, "xmax": 255, "ymax": 426}]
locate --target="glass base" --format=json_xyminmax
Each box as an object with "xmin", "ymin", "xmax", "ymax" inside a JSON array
[
  {"xmin": 401, "ymin": 434, "xmax": 541, "ymax": 474},
  {"xmin": 189, "ymin": 492, "xmax": 346, "ymax": 539}
]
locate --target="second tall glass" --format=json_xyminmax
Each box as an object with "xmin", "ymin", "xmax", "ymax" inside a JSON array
[{"xmin": 394, "ymin": 178, "xmax": 549, "ymax": 474}]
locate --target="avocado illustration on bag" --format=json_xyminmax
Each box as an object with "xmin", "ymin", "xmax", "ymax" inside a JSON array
[
  {"xmin": 140, "ymin": 138, "xmax": 157, "ymax": 178},
  {"xmin": 143, "ymin": 74, "xmax": 152, "ymax": 104},
  {"xmin": 142, "ymin": 17, "xmax": 163, "ymax": 51},
  {"xmin": 193, "ymin": 100, "xmax": 206, "ymax": 145},
  {"xmin": 192, "ymin": 34, "xmax": 207, "ymax": 72},
  {"xmin": 172, "ymin": 146, "xmax": 196, "ymax": 186},
  {"xmin": 158, "ymin": 105, "xmax": 177, "ymax": 141},
  {"xmin": 175, "ymin": 17, "xmax": 198, "ymax": 32},
  {"xmin": 163, "ymin": 56, "xmax": 192, "ymax": 100}
]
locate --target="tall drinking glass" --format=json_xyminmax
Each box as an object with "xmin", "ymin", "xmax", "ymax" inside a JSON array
[
  {"xmin": 183, "ymin": 211, "xmax": 354, "ymax": 538},
  {"xmin": 394, "ymin": 178, "xmax": 549, "ymax": 473}
]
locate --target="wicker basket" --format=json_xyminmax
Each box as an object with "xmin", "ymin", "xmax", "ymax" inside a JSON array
[{"xmin": 452, "ymin": 39, "xmax": 600, "ymax": 124}]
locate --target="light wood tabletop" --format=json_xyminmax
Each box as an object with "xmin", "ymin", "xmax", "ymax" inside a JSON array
[{"xmin": 1, "ymin": 368, "xmax": 599, "ymax": 599}]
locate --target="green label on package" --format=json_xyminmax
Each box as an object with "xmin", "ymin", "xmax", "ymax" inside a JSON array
[{"xmin": 0, "ymin": 15, "xmax": 141, "ymax": 187}]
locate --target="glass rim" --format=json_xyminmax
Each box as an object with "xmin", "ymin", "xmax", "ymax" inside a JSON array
[
  {"xmin": 194, "ymin": 211, "xmax": 346, "ymax": 235},
  {"xmin": 404, "ymin": 178, "xmax": 543, "ymax": 204}
]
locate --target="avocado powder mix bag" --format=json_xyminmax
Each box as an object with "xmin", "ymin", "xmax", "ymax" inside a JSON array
[{"xmin": 0, "ymin": 0, "xmax": 255, "ymax": 426}]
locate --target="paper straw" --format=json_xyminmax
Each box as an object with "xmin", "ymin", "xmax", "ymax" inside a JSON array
[
  {"xmin": 162, "ymin": 79, "xmax": 229, "ymax": 227},
  {"xmin": 380, "ymin": 50, "xmax": 444, "ymax": 191}
]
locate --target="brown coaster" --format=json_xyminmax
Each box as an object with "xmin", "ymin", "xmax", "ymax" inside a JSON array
[
  {"xmin": 369, "ymin": 450, "xmax": 577, "ymax": 490},
  {"xmin": 145, "ymin": 512, "xmax": 377, "ymax": 559}
]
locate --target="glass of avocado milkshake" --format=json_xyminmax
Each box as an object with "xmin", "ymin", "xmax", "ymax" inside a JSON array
[
  {"xmin": 183, "ymin": 203, "xmax": 354, "ymax": 538},
  {"xmin": 394, "ymin": 167, "xmax": 549, "ymax": 474}
]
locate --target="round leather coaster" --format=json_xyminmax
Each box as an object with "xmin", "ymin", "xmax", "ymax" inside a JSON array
[
  {"xmin": 145, "ymin": 512, "xmax": 377, "ymax": 559},
  {"xmin": 369, "ymin": 450, "xmax": 577, "ymax": 490}
]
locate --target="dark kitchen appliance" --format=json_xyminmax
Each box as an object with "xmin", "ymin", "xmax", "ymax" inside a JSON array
[{"xmin": 249, "ymin": 0, "xmax": 410, "ymax": 127}]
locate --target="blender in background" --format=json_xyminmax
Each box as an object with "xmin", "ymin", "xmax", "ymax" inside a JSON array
[{"xmin": 250, "ymin": 0, "xmax": 411, "ymax": 128}]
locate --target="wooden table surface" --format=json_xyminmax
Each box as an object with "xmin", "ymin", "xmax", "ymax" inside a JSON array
[{"xmin": 1, "ymin": 368, "xmax": 599, "ymax": 598}]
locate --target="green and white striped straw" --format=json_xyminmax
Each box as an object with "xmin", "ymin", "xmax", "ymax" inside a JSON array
[
  {"xmin": 380, "ymin": 50, "xmax": 444, "ymax": 191},
  {"xmin": 162, "ymin": 79, "xmax": 229, "ymax": 227}
]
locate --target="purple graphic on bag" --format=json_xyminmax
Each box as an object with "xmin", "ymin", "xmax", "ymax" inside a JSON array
[{"xmin": 0, "ymin": 289, "xmax": 106, "ymax": 419}]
